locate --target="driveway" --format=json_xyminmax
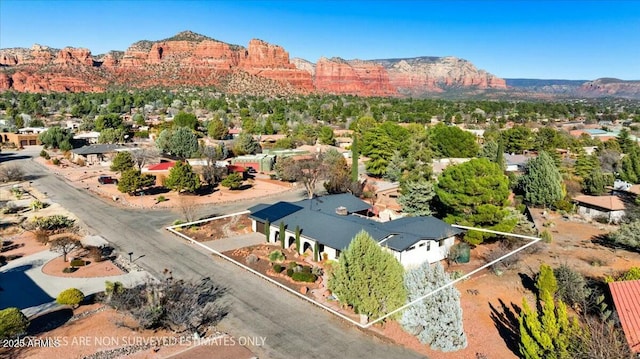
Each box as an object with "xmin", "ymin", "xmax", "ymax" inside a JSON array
[
  {"xmin": 0, "ymin": 250, "xmax": 150, "ymax": 317},
  {"xmin": 200, "ymin": 232, "xmax": 265, "ymax": 252}
]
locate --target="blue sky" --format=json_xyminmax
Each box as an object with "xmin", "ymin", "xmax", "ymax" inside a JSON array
[{"xmin": 1, "ymin": 0, "xmax": 638, "ymax": 80}]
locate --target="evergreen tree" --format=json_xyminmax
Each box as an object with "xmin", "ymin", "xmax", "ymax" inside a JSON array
[
  {"xmin": 619, "ymin": 146, "xmax": 640, "ymax": 184},
  {"xmin": 583, "ymin": 167, "xmax": 608, "ymax": 195},
  {"xmin": 264, "ymin": 219, "xmax": 270, "ymax": 242},
  {"xmin": 164, "ymin": 161, "xmax": 201, "ymax": 193},
  {"xmin": 220, "ymin": 172, "xmax": 243, "ymax": 189},
  {"xmin": 519, "ymin": 151, "xmax": 564, "ymax": 207},
  {"xmin": 233, "ymin": 132, "xmax": 260, "ymax": 155},
  {"xmin": 480, "ymin": 141, "xmax": 499, "ymax": 161},
  {"xmin": 110, "ymin": 151, "xmax": 135, "ymax": 173},
  {"xmin": 519, "ymin": 264, "xmax": 583, "ymax": 359},
  {"xmin": 295, "ymin": 226, "xmax": 301, "ymax": 252},
  {"xmin": 263, "ymin": 118, "xmax": 275, "ymax": 135},
  {"xmin": 401, "ymin": 262, "xmax": 467, "ymax": 352},
  {"xmin": 169, "ymin": 127, "xmax": 199, "ymax": 159},
  {"xmin": 207, "ymin": 118, "xmax": 228, "ymax": 139},
  {"xmin": 384, "ymin": 150, "xmax": 404, "ymax": 182},
  {"xmin": 172, "ymin": 111, "xmax": 198, "ymax": 130},
  {"xmin": 573, "ymin": 150, "xmax": 599, "ymax": 178},
  {"xmin": 430, "ymin": 124, "xmax": 479, "ymax": 158},
  {"xmin": 398, "ymin": 180, "xmax": 435, "ymax": 216},
  {"xmin": 117, "ymin": 169, "xmax": 155, "ymax": 195},
  {"xmin": 435, "ymin": 158, "xmax": 514, "ymax": 244},
  {"xmin": 329, "ymin": 230, "xmax": 406, "ymax": 321},
  {"xmin": 351, "ymin": 135, "xmax": 359, "ymax": 182},
  {"xmin": 38, "ymin": 126, "xmax": 73, "ymax": 150},
  {"xmin": 279, "ymin": 222, "xmax": 285, "ymax": 248},
  {"xmin": 616, "ymin": 128, "xmax": 635, "ymax": 154},
  {"xmin": 318, "ymin": 125, "xmax": 335, "ymax": 145}
]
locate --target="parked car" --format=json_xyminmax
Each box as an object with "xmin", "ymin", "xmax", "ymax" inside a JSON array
[{"xmin": 98, "ymin": 176, "xmax": 118, "ymax": 185}]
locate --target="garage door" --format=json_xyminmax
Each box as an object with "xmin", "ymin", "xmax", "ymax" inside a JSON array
[
  {"xmin": 20, "ymin": 140, "xmax": 28, "ymax": 146},
  {"xmin": 29, "ymin": 140, "xmax": 37, "ymax": 145}
]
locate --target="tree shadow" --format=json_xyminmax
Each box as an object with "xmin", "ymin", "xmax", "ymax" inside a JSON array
[
  {"xmin": 518, "ymin": 272, "xmax": 537, "ymax": 293},
  {"xmin": 591, "ymin": 233, "xmax": 640, "ymax": 253},
  {"xmin": 27, "ymin": 307, "xmax": 74, "ymax": 335},
  {"xmin": 144, "ymin": 186, "xmax": 171, "ymax": 196},
  {"xmin": 237, "ymin": 184, "xmax": 253, "ymax": 191},
  {"xmin": 489, "ymin": 299, "xmax": 522, "ymax": 357}
]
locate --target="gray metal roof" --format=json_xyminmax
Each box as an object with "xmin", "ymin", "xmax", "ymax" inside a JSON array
[
  {"xmin": 71, "ymin": 144, "xmax": 125, "ymax": 155},
  {"xmin": 249, "ymin": 194, "xmax": 462, "ymax": 252}
]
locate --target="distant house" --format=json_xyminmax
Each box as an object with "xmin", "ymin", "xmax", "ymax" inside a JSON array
[
  {"xmin": 70, "ymin": 144, "xmax": 126, "ymax": 165},
  {"xmin": 142, "ymin": 161, "xmax": 175, "ymax": 186},
  {"xmin": 504, "ymin": 153, "xmax": 532, "ymax": 172},
  {"xmin": 231, "ymin": 154, "xmax": 276, "ymax": 172},
  {"xmin": 228, "ymin": 128, "xmax": 242, "ymax": 139},
  {"xmin": 0, "ymin": 132, "xmax": 41, "ymax": 147},
  {"xmin": 608, "ymin": 279, "xmax": 640, "ymax": 354},
  {"xmin": 573, "ymin": 195, "xmax": 626, "ymax": 223},
  {"xmin": 73, "ymin": 131, "xmax": 101, "ymax": 145},
  {"xmin": 256, "ymin": 134, "xmax": 287, "ymax": 150},
  {"xmin": 248, "ymin": 194, "xmax": 463, "ymax": 268}
]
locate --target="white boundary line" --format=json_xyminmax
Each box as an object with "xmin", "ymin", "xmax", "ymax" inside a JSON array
[{"xmin": 166, "ymin": 214, "xmax": 541, "ymax": 329}]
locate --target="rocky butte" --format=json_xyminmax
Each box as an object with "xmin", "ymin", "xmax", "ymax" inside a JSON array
[{"xmin": 0, "ymin": 30, "xmax": 507, "ymax": 96}]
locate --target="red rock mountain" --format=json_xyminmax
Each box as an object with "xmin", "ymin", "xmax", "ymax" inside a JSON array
[{"xmin": 0, "ymin": 30, "xmax": 506, "ymax": 96}]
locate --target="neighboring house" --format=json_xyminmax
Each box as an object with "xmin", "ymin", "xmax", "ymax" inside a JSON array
[
  {"xmin": 432, "ymin": 158, "xmax": 472, "ymax": 174},
  {"xmin": 231, "ymin": 154, "xmax": 276, "ymax": 172},
  {"xmin": 504, "ymin": 153, "xmax": 531, "ymax": 172},
  {"xmin": 256, "ymin": 134, "xmax": 287, "ymax": 150},
  {"xmin": 248, "ymin": 194, "xmax": 464, "ymax": 268},
  {"xmin": 608, "ymin": 279, "xmax": 640, "ymax": 354},
  {"xmin": 297, "ymin": 144, "xmax": 351, "ymax": 158},
  {"xmin": 613, "ymin": 179, "xmax": 640, "ymax": 198},
  {"xmin": 374, "ymin": 181, "xmax": 402, "ymax": 215},
  {"xmin": 143, "ymin": 161, "xmax": 175, "ymax": 186},
  {"xmin": 0, "ymin": 132, "xmax": 41, "ymax": 147},
  {"xmin": 70, "ymin": 144, "xmax": 125, "ymax": 165},
  {"xmin": 573, "ymin": 195, "xmax": 626, "ymax": 223},
  {"xmin": 228, "ymin": 128, "xmax": 242, "ymax": 139},
  {"xmin": 73, "ymin": 131, "xmax": 101, "ymax": 145}
]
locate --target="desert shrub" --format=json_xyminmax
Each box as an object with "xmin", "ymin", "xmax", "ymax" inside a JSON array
[
  {"xmin": 40, "ymin": 149, "xmax": 48, "ymax": 158},
  {"xmin": 30, "ymin": 200, "xmax": 45, "ymax": 212},
  {"xmin": 268, "ymin": 250, "xmax": 285, "ymax": 263},
  {"xmin": 0, "ymin": 307, "xmax": 29, "ymax": 339},
  {"xmin": 172, "ymin": 219, "xmax": 185, "ymax": 226},
  {"xmin": 52, "ymin": 158, "xmax": 60, "ymax": 165},
  {"xmin": 56, "ymin": 288, "xmax": 85, "ymax": 306},
  {"xmin": 553, "ymin": 199, "xmax": 574, "ymax": 212},
  {"xmin": 10, "ymin": 187, "xmax": 23, "ymax": 199},
  {"xmin": 605, "ymin": 267, "xmax": 640, "ymax": 283},
  {"xmin": 311, "ymin": 266, "xmax": 324, "ymax": 277},
  {"xmin": 607, "ymin": 220, "xmax": 640, "ymax": 250},
  {"xmin": 31, "ymin": 215, "xmax": 76, "ymax": 232},
  {"xmin": 287, "ymin": 261, "xmax": 299, "ymax": 269},
  {"xmin": 553, "ymin": 264, "xmax": 590, "ymax": 308},
  {"xmin": 62, "ymin": 267, "xmax": 77, "ymax": 273},
  {"xmin": 70, "ymin": 259, "xmax": 86, "ymax": 267},
  {"xmin": 76, "ymin": 157, "xmax": 85, "ymax": 166},
  {"xmin": 86, "ymin": 246, "xmax": 104, "ymax": 262},
  {"xmin": 286, "ymin": 268, "xmax": 294, "ymax": 277},
  {"xmin": 272, "ymin": 263, "xmax": 284, "ymax": 273},
  {"xmin": 245, "ymin": 254, "xmax": 258, "ymax": 265},
  {"xmin": 156, "ymin": 195, "xmax": 167, "ymax": 203},
  {"xmin": 593, "ymin": 215, "xmax": 610, "ymax": 224},
  {"xmin": 291, "ymin": 272, "xmax": 317, "ymax": 283},
  {"xmin": 301, "ymin": 265, "xmax": 312, "ymax": 273},
  {"xmin": 541, "ymin": 230, "xmax": 553, "ymax": 243},
  {"xmin": 34, "ymin": 229, "xmax": 49, "ymax": 244},
  {"xmin": 485, "ymin": 242, "xmax": 521, "ymax": 275},
  {"xmin": 448, "ymin": 242, "xmax": 471, "ymax": 263},
  {"xmin": 585, "ymin": 256, "xmax": 610, "ymax": 267},
  {"xmin": 0, "ymin": 164, "xmax": 24, "ymax": 182}
]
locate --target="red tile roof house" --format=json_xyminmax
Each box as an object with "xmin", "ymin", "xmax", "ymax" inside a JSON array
[
  {"xmin": 609, "ymin": 279, "xmax": 640, "ymax": 354},
  {"xmin": 573, "ymin": 195, "xmax": 626, "ymax": 224},
  {"xmin": 142, "ymin": 161, "xmax": 175, "ymax": 186}
]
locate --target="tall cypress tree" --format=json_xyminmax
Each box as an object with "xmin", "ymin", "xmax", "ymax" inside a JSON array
[
  {"xmin": 351, "ymin": 135, "xmax": 359, "ymax": 182},
  {"xmin": 520, "ymin": 151, "xmax": 564, "ymax": 207}
]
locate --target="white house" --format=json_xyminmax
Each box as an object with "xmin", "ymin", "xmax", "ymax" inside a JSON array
[{"xmin": 248, "ymin": 194, "xmax": 463, "ymax": 268}]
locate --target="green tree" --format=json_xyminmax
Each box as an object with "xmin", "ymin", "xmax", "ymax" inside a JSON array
[
  {"xmin": 117, "ymin": 169, "xmax": 155, "ymax": 195},
  {"xmin": 401, "ymin": 262, "xmax": 467, "ymax": 352},
  {"xmin": 110, "ymin": 151, "xmax": 134, "ymax": 173},
  {"xmin": 95, "ymin": 113, "xmax": 123, "ymax": 131},
  {"xmin": 616, "ymin": 128, "xmax": 635, "ymax": 154},
  {"xmin": 295, "ymin": 226, "xmax": 301, "ymax": 252},
  {"xmin": 430, "ymin": 124, "xmax": 479, "ymax": 158},
  {"xmin": 573, "ymin": 150, "xmax": 599, "ymax": 178},
  {"xmin": 169, "ymin": 127, "xmax": 198, "ymax": 159},
  {"xmin": 398, "ymin": 180, "xmax": 435, "ymax": 216},
  {"xmin": 519, "ymin": 151, "xmax": 564, "ymax": 207},
  {"xmin": 318, "ymin": 126, "xmax": 335, "ymax": 145},
  {"xmin": 519, "ymin": 264, "xmax": 582, "ymax": 359},
  {"xmin": 329, "ymin": 230, "xmax": 406, "ymax": 321},
  {"xmin": 233, "ymin": 132, "xmax": 260, "ymax": 155},
  {"xmin": 501, "ymin": 126, "xmax": 534, "ymax": 154},
  {"xmin": 38, "ymin": 126, "xmax": 73, "ymax": 150},
  {"xmin": 165, "ymin": 161, "xmax": 201, "ymax": 193},
  {"xmin": 279, "ymin": 221, "xmax": 285, "ymax": 248},
  {"xmin": 263, "ymin": 118, "xmax": 275, "ymax": 135},
  {"xmin": 384, "ymin": 151, "xmax": 404, "ymax": 182},
  {"xmin": 207, "ymin": 117, "xmax": 228, "ymax": 139},
  {"xmin": 618, "ymin": 146, "xmax": 640, "ymax": 184},
  {"xmin": 172, "ymin": 111, "xmax": 198, "ymax": 130},
  {"xmin": 363, "ymin": 128, "xmax": 394, "ymax": 177},
  {"xmin": 98, "ymin": 127, "xmax": 127, "ymax": 144},
  {"xmin": 607, "ymin": 220, "xmax": 640, "ymax": 249},
  {"xmin": 0, "ymin": 307, "xmax": 29, "ymax": 339},
  {"xmin": 351, "ymin": 135, "xmax": 359, "ymax": 181},
  {"xmin": 435, "ymin": 158, "xmax": 514, "ymax": 244},
  {"xmin": 220, "ymin": 172, "xmax": 243, "ymax": 190},
  {"xmin": 583, "ymin": 167, "xmax": 608, "ymax": 195}
]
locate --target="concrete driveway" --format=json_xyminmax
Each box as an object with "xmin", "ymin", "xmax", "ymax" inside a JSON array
[
  {"xmin": 0, "ymin": 250, "xmax": 150, "ymax": 317},
  {"xmin": 200, "ymin": 232, "xmax": 265, "ymax": 252}
]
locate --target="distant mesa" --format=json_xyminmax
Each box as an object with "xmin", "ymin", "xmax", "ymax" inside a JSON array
[{"xmin": 0, "ymin": 30, "xmax": 636, "ymax": 98}]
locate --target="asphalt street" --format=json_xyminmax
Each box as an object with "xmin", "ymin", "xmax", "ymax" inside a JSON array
[{"xmin": 6, "ymin": 148, "xmax": 425, "ymax": 359}]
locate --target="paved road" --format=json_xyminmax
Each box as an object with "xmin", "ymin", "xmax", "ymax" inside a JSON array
[{"xmin": 8, "ymin": 148, "xmax": 425, "ymax": 359}]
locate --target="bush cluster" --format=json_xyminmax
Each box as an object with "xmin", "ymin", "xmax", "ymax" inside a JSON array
[
  {"xmin": 291, "ymin": 272, "xmax": 317, "ymax": 283},
  {"xmin": 0, "ymin": 307, "xmax": 29, "ymax": 339},
  {"xmin": 272, "ymin": 263, "xmax": 284, "ymax": 273},
  {"xmin": 70, "ymin": 259, "xmax": 86, "ymax": 267}
]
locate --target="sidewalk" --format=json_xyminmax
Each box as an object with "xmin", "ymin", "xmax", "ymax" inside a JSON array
[{"xmin": 0, "ymin": 250, "xmax": 151, "ymax": 317}]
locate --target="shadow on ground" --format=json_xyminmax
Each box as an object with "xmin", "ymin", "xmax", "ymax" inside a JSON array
[{"xmin": 489, "ymin": 298, "xmax": 522, "ymax": 357}]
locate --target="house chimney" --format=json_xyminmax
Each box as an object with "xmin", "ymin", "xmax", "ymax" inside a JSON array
[{"xmin": 335, "ymin": 206, "xmax": 348, "ymax": 216}]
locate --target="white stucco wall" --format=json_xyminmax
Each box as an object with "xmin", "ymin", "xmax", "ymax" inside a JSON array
[{"xmin": 577, "ymin": 205, "xmax": 625, "ymax": 224}]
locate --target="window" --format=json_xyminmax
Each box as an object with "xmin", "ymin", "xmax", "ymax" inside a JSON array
[
  {"xmin": 408, "ymin": 246, "xmax": 415, "ymax": 251},
  {"xmin": 439, "ymin": 239, "xmax": 444, "ymax": 247},
  {"xmin": 426, "ymin": 242, "xmax": 431, "ymax": 251},
  {"xmin": 419, "ymin": 243, "xmax": 426, "ymax": 247}
]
